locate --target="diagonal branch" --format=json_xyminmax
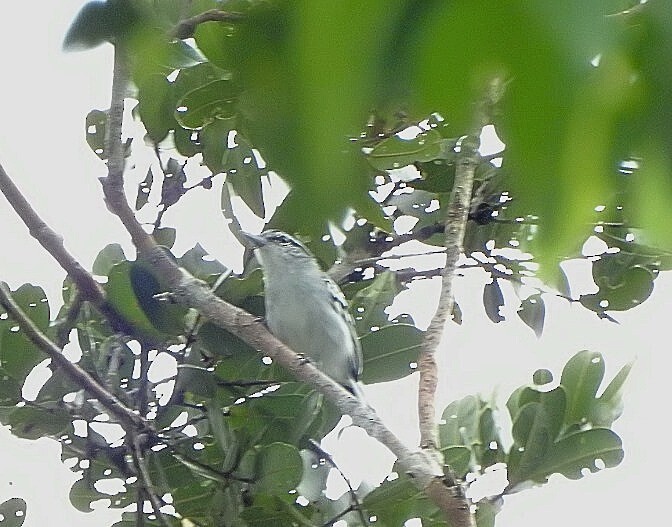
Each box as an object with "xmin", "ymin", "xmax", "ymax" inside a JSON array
[
  {"xmin": 0, "ymin": 163, "xmax": 138, "ymax": 337},
  {"xmin": 0, "ymin": 282, "xmax": 151, "ymax": 434},
  {"xmin": 0, "ymin": 164, "xmax": 104, "ymax": 302},
  {"xmin": 98, "ymin": 41, "xmax": 472, "ymax": 526}
]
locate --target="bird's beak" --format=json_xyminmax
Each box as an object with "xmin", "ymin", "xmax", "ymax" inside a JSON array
[{"xmin": 240, "ymin": 231, "xmax": 266, "ymax": 248}]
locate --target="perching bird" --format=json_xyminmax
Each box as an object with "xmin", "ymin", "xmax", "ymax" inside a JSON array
[{"xmin": 242, "ymin": 230, "xmax": 366, "ymax": 401}]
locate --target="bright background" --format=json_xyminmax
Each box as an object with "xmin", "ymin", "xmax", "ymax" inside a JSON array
[{"xmin": 1, "ymin": 2, "xmax": 668, "ymax": 526}]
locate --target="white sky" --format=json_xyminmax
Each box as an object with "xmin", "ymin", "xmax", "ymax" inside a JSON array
[{"xmin": 1, "ymin": 2, "xmax": 669, "ymax": 526}]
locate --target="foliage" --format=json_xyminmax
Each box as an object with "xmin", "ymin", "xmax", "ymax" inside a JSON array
[{"xmin": 1, "ymin": 0, "xmax": 669, "ymax": 525}]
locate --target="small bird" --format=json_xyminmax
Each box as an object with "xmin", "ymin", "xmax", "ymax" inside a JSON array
[{"xmin": 242, "ymin": 230, "xmax": 366, "ymax": 401}]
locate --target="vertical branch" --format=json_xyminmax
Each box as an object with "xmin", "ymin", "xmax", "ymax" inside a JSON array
[
  {"xmin": 416, "ymin": 77, "xmax": 505, "ymax": 453},
  {"xmin": 417, "ymin": 136, "xmax": 479, "ymax": 450}
]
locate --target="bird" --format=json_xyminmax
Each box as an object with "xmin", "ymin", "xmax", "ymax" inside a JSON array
[{"xmin": 242, "ymin": 229, "xmax": 366, "ymax": 401}]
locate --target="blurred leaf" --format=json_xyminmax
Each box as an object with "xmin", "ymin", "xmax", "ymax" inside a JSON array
[
  {"xmin": 130, "ymin": 261, "xmax": 187, "ymax": 336},
  {"xmin": 175, "ymin": 79, "xmax": 239, "ymax": 129},
  {"xmin": 580, "ymin": 254, "xmax": 655, "ymax": 312},
  {"xmin": 137, "ymin": 74, "xmax": 176, "ymax": 143},
  {"xmin": 201, "ymin": 117, "xmax": 235, "ymax": 174},
  {"xmin": 105, "ymin": 261, "xmax": 160, "ymax": 338},
  {"xmin": 366, "ymin": 129, "xmax": 448, "ymax": 170}
]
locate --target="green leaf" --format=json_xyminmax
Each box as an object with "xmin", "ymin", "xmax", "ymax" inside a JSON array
[
  {"xmin": 507, "ymin": 402, "xmax": 553, "ymax": 487},
  {"xmin": 532, "ymin": 368, "xmax": 553, "ymax": 386},
  {"xmin": 350, "ymin": 271, "xmax": 403, "ymax": 334},
  {"xmin": 1, "ymin": 406, "xmax": 70, "ymax": 440},
  {"xmin": 590, "ymin": 360, "xmax": 633, "ymax": 427},
  {"xmin": 63, "ymin": 1, "xmax": 113, "ymax": 50},
  {"xmin": 560, "ymin": 350, "xmax": 605, "ymax": 426},
  {"xmin": 439, "ymin": 395, "xmax": 481, "ymax": 448},
  {"xmin": 296, "ymin": 449, "xmax": 330, "ymax": 503},
  {"xmin": 85, "ymin": 109, "xmax": 108, "ymax": 159},
  {"xmin": 254, "ymin": 443, "xmax": 303, "ymax": 495},
  {"xmin": 175, "ymin": 79, "xmax": 239, "ymax": 129},
  {"xmin": 129, "ymin": 261, "xmax": 187, "ymax": 336},
  {"xmin": 520, "ymin": 428, "xmax": 624, "ymax": 484},
  {"xmin": 154, "ymin": 227, "xmax": 177, "ymax": 249},
  {"xmin": 92, "ymin": 243, "xmax": 126, "ymax": 276},
  {"xmin": 517, "ymin": 294, "xmax": 545, "ymax": 337},
  {"xmin": 178, "ymin": 244, "xmax": 228, "ymax": 280},
  {"xmin": 580, "ymin": 254, "xmax": 656, "ymax": 312},
  {"xmin": 200, "ymin": 117, "xmax": 235, "ymax": 174},
  {"xmin": 360, "ymin": 324, "xmax": 422, "ymax": 384},
  {"xmin": 194, "ymin": 17, "xmax": 236, "ymax": 69},
  {"xmin": 366, "ymin": 129, "xmax": 449, "ymax": 170},
  {"xmin": 105, "ymin": 261, "xmax": 157, "ymax": 337},
  {"xmin": 0, "ymin": 284, "xmax": 50, "ymax": 405},
  {"xmin": 137, "ymin": 74, "xmax": 176, "ymax": 143},
  {"xmin": 441, "ymin": 446, "xmax": 472, "ymax": 478},
  {"xmin": 228, "ymin": 163, "xmax": 266, "ymax": 220},
  {"xmin": 364, "ymin": 470, "xmax": 439, "ymax": 526},
  {"xmin": 175, "ymin": 364, "xmax": 217, "ymax": 400},
  {"xmin": 0, "ymin": 498, "xmax": 26, "ymax": 527}
]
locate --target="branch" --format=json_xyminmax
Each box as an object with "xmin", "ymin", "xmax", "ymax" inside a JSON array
[
  {"xmin": 130, "ymin": 431, "xmax": 171, "ymax": 527},
  {"xmin": 170, "ymin": 9, "xmax": 245, "ymax": 39},
  {"xmin": 417, "ymin": 136, "xmax": 479, "ymax": 451},
  {"xmin": 0, "ymin": 163, "xmax": 104, "ymax": 301},
  {"xmin": 0, "ymin": 162, "xmax": 139, "ymax": 336},
  {"xmin": 0, "ymin": 282, "xmax": 150, "ymax": 434},
  {"xmin": 97, "ymin": 40, "xmax": 473, "ymax": 527}
]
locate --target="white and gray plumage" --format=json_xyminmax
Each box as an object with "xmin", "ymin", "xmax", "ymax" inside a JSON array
[{"xmin": 242, "ymin": 230, "xmax": 365, "ymax": 400}]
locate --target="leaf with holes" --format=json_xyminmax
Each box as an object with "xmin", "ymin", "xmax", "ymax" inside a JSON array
[
  {"xmin": 0, "ymin": 284, "xmax": 50, "ymax": 405},
  {"xmin": 349, "ymin": 271, "xmax": 403, "ymax": 334},
  {"xmin": 517, "ymin": 294, "xmax": 545, "ymax": 337},
  {"xmin": 0, "ymin": 498, "xmax": 26, "ymax": 527},
  {"xmin": 483, "ymin": 280, "xmax": 505, "ymax": 323},
  {"xmin": 366, "ymin": 129, "xmax": 449, "ymax": 170}
]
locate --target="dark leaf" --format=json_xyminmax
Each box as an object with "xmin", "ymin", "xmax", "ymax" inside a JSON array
[
  {"xmin": 517, "ymin": 294, "xmax": 545, "ymax": 337},
  {"xmin": 483, "ymin": 280, "xmax": 505, "ymax": 323}
]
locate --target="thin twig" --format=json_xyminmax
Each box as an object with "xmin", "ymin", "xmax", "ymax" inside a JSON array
[
  {"xmin": 0, "ymin": 282, "xmax": 151, "ymax": 434},
  {"xmin": 308, "ymin": 440, "xmax": 368, "ymax": 526},
  {"xmin": 130, "ymin": 431, "xmax": 171, "ymax": 527}
]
